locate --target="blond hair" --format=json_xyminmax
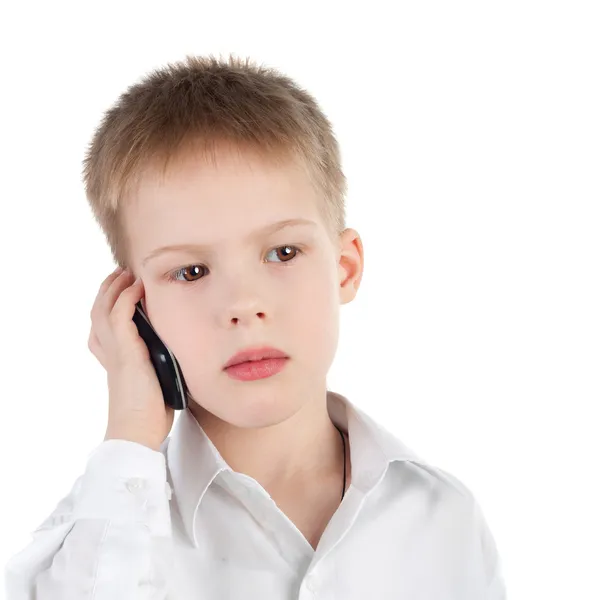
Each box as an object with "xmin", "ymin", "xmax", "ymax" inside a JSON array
[{"xmin": 81, "ymin": 54, "xmax": 347, "ymax": 267}]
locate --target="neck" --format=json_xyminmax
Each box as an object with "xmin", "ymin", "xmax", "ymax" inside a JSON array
[{"xmin": 187, "ymin": 390, "xmax": 347, "ymax": 497}]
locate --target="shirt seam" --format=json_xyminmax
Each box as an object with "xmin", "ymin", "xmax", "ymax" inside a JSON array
[{"xmin": 90, "ymin": 520, "xmax": 111, "ymax": 599}]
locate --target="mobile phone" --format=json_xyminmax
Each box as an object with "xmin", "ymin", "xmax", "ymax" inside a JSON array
[{"xmin": 132, "ymin": 301, "xmax": 189, "ymax": 410}]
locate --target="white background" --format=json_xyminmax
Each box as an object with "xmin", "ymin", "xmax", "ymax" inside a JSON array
[{"xmin": 1, "ymin": 1, "xmax": 598, "ymax": 598}]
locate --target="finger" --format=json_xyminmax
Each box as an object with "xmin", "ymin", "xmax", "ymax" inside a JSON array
[
  {"xmin": 91, "ymin": 269, "xmax": 137, "ymax": 351},
  {"xmin": 103, "ymin": 269, "xmax": 137, "ymax": 314},
  {"xmin": 99, "ymin": 266, "xmax": 126, "ymax": 296},
  {"xmin": 110, "ymin": 275, "xmax": 145, "ymax": 343},
  {"xmin": 93, "ymin": 269, "xmax": 136, "ymax": 326},
  {"xmin": 87, "ymin": 328, "xmax": 106, "ymax": 369},
  {"xmin": 90, "ymin": 267, "xmax": 126, "ymax": 319}
]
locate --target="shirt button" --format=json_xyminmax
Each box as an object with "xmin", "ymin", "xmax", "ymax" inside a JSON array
[{"xmin": 126, "ymin": 477, "xmax": 147, "ymax": 492}]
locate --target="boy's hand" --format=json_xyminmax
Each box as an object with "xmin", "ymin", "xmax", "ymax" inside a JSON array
[{"xmin": 87, "ymin": 266, "xmax": 175, "ymax": 452}]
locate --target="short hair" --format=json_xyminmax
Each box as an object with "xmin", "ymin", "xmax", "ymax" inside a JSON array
[{"xmin": 81, "ymin": 53, "xmax": 347, "ymax": 267}]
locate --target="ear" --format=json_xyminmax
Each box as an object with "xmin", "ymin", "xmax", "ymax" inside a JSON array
[{"xmin": 337, "ymin": 228, "xmax": 365, "ymax": 305}]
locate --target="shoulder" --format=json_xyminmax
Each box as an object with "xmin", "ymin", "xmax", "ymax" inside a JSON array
[{"xmin": 413, "ymin": 461, "xmax": 477, "ymax": 500}]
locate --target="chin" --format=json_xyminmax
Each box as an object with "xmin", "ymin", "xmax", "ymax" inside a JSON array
[{"xmin": 189, "ymin": 390, "xmax": 304, "ymax": 430}]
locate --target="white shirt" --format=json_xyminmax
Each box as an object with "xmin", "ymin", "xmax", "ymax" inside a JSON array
[{"xmin": 5, "ymin": 389, "xmax": 506, "ymax": 599}]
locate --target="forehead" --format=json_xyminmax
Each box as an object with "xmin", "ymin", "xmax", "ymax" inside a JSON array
[
  {"xmin": 120, "ymin": 144, "xmax": 326, "ymax": 260},
  {"xmin": 129, "ymin": 143, "xmax": 317, "ymax": 211}
]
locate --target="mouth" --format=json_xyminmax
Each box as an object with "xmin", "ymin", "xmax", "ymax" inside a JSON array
[
  {"xmin": 223, "ymin": 346, "xmax": 288, "ymax": 370},
  {"xmin": 223, "ymin": 355, "xmax": 289, "ymax": 381}
]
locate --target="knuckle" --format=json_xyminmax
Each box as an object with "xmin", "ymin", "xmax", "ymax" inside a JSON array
[
  {"xmin": 90, "ymin": 303, "xmax": 103, "ymax": 321},
  {"xmin": 108, "ymin": 309, "xmax": 120, "ymax": 327}
]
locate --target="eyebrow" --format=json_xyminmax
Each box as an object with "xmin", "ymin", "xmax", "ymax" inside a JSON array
[{"xmin": 142, "ymin": 218, "xmax": 318, "ymax": 266}]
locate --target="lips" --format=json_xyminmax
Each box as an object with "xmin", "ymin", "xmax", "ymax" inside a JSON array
[{"xmin": 223, "ymin": 346, "xmax": 288, "ymax": 369}]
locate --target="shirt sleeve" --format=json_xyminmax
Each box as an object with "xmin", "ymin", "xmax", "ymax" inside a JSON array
[
  {"xmin": 473, "ymin": 497, "xmax": 507, "ymax": 600},
  {"xmin": 4, "ymin": 439, "xmax": 174, "ymax": 600}
]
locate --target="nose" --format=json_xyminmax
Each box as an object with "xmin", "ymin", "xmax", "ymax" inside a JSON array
[{"xmin": 230, "ymin": 310, "xmax": 266, "ymax": 325}]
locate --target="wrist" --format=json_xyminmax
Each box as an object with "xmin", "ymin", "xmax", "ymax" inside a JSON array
[{"xmin": 104, "ymin": 430, "xmax": 161, "ymax": 452}]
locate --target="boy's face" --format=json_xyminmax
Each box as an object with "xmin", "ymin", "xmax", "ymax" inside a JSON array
[{"xmin": 121, "ymin": 144, "xmax": 363, "ymax": 429}]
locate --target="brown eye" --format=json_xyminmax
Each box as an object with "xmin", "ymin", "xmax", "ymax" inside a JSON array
[
  {"xmin": 273, "ymin": 245, "xmax": 299, "ymax": 262},
  {"xmin": 177, "ymin": 265, "xmax": 206, "ymax": 282}
]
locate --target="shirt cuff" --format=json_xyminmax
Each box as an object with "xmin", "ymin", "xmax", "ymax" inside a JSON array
[{"xmin": 73, "ymin": 439, "xmax": 172, "ymax": 537}]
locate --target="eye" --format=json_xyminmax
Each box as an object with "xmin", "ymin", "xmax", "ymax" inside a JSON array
[
  {"xmin": 168, "ymin": 264, "xmax": 207, "ymax": 283},
  {"xmin": 167, "ymin": 244, "xmax": 303, "ymax": 283},
  {"xmin": 265, "ymin": 245, "xmax": 301, "ymax": 264}
]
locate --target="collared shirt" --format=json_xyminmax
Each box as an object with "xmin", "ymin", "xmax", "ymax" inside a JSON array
[{"xmin": 5, "ymin": 389, "xmax": 506, "ymax": 599}]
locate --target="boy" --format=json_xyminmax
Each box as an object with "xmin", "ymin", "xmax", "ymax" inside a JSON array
[{"xmin": 4, "ymin": 54, "xmax": 505, "ymax": 599}]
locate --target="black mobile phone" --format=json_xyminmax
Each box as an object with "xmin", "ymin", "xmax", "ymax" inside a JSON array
[{"xmin": 132, "ymin": 301, "xmax": 189, "ymax": 410}]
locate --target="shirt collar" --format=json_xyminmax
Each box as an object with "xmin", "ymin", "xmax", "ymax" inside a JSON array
[{"xmin": 164, "ymin": 389, "xmax": 426, "ymax": 549}]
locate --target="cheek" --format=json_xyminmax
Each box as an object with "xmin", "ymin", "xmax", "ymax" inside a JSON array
[{"xmin": 290, "ymin": 268, "xmax": 340, "ymax": 361}]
